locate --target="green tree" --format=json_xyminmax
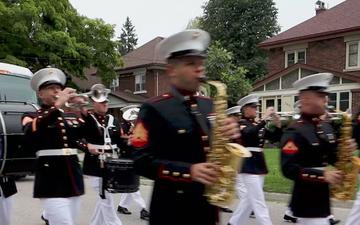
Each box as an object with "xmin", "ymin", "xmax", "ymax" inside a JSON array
[
  {"xmin": 200, "ymin": 0, "xmax": 280, "ymax": 80},
  {"xmin": 206, "ymin": 41, "xmax": 251, "ymax": 104},
  {"xmin": 117, "ymin": 16, "xmax": 138, "ymax": 56},
  {"xmin": 0, "ymin": 0, "xmax": 122, "ymax": 85}
]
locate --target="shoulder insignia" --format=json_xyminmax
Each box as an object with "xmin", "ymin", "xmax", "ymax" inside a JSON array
[
  {"xmin": 148, "ymin": 93, "xmax": 173, "ymax": 103},
  {"xmin": 131, "ymin": 121, "xmax": 149, "ymax": 148},
  {"xmin": 282, "ymin": 140, "xmax": 299, "ymax": 154}
]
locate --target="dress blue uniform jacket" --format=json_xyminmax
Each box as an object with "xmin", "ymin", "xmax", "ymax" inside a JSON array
[
  {"xmin": 280, "ymin": 115, "xmax": 337, "ymax": 218},
  {"xmin": 239, "ymin": 117, "xmax": 282, "ymax": 174},
  {"xmin": 22, "ymin": 105, "xmax": 88, "ymax": 198}
]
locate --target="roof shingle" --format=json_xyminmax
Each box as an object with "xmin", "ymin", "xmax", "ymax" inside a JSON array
[{"xmin": 260, "ymin": 0, "xmax": 360, "ymax": 48}]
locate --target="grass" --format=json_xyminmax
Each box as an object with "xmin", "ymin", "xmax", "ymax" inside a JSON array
[{"xmin": 263, "ymin": 148, "xmax": 292, "ymax": 194}]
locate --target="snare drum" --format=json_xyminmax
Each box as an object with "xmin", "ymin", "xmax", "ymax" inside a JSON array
[{"xmin": 104, "ymin": 158, "xmax": 139, "ymax": 193}]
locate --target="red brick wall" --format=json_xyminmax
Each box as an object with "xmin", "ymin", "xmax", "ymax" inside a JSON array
[
  {"xmin": 307, "ymin": 37, "xmax": 346, "ymax": 72},
  {"xmin": 118, "ymin": 74, "xmax": 134, "ymax": 92},
  {"xmin": 352, "ymin": 89, "xmax": 360, "ymax": 114},
  {"xmin": 118, "ymin": 69, "xmax": 170, "ymax": 98},
  {"xmin": 266, "ymin": 37, "xmax": 351, "ymax": 75},
  {"xmin": 267, "ymin": 47, "xmax": 284, "ymax": 75}
]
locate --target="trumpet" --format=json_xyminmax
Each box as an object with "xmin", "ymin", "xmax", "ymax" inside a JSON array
[{"xmin": 65, "ymin": 84, "xmax": 110, "ymax": 108}]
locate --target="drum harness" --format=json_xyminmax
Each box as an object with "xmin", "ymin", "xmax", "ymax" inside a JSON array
[{"xmin": 89, "ymin": 114, "xmax": 118, "ymax": 199}]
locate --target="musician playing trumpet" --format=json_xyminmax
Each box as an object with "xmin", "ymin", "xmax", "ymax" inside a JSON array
[
  {"xmin": 21, "ymin": 67, "xmax": 91, "ymax": 225},
  {"xmin": 229, "ymin": 95, "xmax": 282, "ymax": 225}
]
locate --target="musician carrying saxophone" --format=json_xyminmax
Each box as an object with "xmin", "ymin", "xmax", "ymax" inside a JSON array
[
  {"xmin": 21, "ymin": 67, "xmax": 91, "ymax": 225},
  {"xmin": 280, "ymin": 73, "xmax": 357, "ymax": 225},
  {"xmin": 130, "ymin": 29, "xmax": 240, "ymax": 225}
]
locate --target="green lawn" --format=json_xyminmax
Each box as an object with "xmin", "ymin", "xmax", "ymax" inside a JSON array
[{"xmin": 263, "ymin": 148, "xmax": 292, "ymax": 194}]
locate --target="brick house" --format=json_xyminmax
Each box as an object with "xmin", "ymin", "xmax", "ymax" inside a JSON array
[
  {"xmin": 72, "ymin": 67, "xmax": 146, "ymax": 119},
  {"xmin": 116, "ymin": 37, "xmax": 170, "ymax": 98},
  {"xmin": 253, "ymin": 0, "xmax": 360, "ymax": 115}
]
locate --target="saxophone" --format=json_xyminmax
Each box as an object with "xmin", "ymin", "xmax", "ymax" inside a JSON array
[
  {"xmin": 203, "ymin": 81, "xmax": 251, "ymax": 208},
  {"xmin": 331, "ymin": 113, "xmax": 360, "ymax": 200}
]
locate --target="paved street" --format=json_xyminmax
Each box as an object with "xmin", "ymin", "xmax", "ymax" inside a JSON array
[{"xmin": 11, "ymin": 176, "xmax": 352, "ymax": 225}]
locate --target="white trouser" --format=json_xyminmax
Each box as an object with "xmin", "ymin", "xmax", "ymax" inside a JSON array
[
  {"xmin": 229, "ymin": 174, "xmax": 273, "ymax": 225},
  {"xmin": 118, "ymin": 191, "xmax": 146, "ymax": 209},
  {"xmin": 40, "ymin": 197, "xmax": 81, "ymax": 225},
  {"xmin": 299, "ymin": 218, "xmax": 329, "ymax": 225},
  {"xmin": 345, "ymin": 189, "xmax": 360, "ymax": 225},
  {"xmin": 89, "ymin": 176, "xmax": 123, "ymax": 225},
  {"xmin": 0, "ymin": 188, "xmax": 13, "ymax": 225}
]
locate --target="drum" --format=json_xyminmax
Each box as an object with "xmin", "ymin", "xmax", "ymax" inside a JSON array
[
  {"xmin": 0, "ymin": 103, "xmax": 37, "ymax": 176},
  {"xmin": 104, "ymin": 158, "xmax": 140, "ymax": 193}
]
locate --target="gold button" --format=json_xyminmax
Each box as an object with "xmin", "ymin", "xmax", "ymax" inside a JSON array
[
  {"xmin": 318, "ymin": 176, "xmax": 324, "ymax": 180},
  {"xmin": 177, "ymin": 129, "xmax": 186, "ymax": 134},
  {"xmin": 63, "ymin": 136, "xmax": 68, "ymax": 140},
  {"xmin": 310, "ymin": 175, "xmax": 316, "ymax": 178},
  {"xmin": 162, "ymin": 170, "xmax": 170, "ymax": 175},
  {"xmin": 204, "ymin": 147, "xmax": 210, "ymax": 152},
  {"xmin": 58, "ymin": 117, "xmax": 63, "ymax": 121},
  {"xmin": 64, "ymin": 144, "xmax": 69, "ymax": 147},
  {"xmin": 61, "ymin": 129, "xmax": 66, "ymax": 134},
  {"xmin": 191, "ymin": 104, "xmax": 197, "ymax": 108},
  {"xmin": 44, "ymin": 111, "xmax": 48, "ymax": 114},
  {"xmin": 38, "ymin": 116, "xmax": 43, "ymax": 119},
  {"xmin": 302, "ymin": 173, "xmax": 309, "ymax": 177},
  {"xmin": 201, "ymin": 136, "xmax": 208, "ymax": 141},
  {"xmin": 172, "ymin": 172, "xmax": 180, "ymax": 177},
  {"xmin": 176, "ymin": 190, "xmax": 184, "ymax": 194},
  {"xmin": 59, "ymin": 123, "xmax": 65, "ymax": 126},
  {"xmin": 182, "ymin": 174, "xmax": 190, "ymax": 178}
]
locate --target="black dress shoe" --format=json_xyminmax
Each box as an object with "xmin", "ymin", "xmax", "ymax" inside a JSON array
[
  {"xmin": 249, "ymin": 211, "xmax": 255, "ymax": 218},
  {"xmin": 220, "ymin": 207, "xmax": 233, "ymax": 213},
  {"xmin": 283, "ymin": 214, "xmax": 297, "ymax": 223},
  {"xmin": 41, "ymin": 215, "xmax": 49, "ymax": 225},
  {"xmin": 117, "ymin": 206, "xmax": 132, "ymax": 215},
  {"xmin": 140, "ymin": 208, "xmax": 150, "ymax": 221},
  {"xmin": 329, "ymin": 218, "xmax": 340, "ymax": 225}
]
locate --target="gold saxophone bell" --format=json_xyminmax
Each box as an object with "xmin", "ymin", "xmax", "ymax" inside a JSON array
[{"xmin": 66, "ymin": 84, "xmax": 110, "ymax": 108}]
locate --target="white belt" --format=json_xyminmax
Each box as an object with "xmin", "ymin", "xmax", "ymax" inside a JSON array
[
  {"xmin": 90, "ymin": 144, "xmax": 117, "ymax": 150},
  {"xmin": 247, "ymin": 147, "xmax": 263, "ymax": 152},
  {"xmin": 36, "ymin": 148, "xmax": 78, "ymax": 157}
]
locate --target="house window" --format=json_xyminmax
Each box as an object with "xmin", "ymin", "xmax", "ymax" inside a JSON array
[
  {"xmin": 277, "ymin": 98, "xmax": 282, "ymax": 112},
  {"xmin": 346, "ymin": 41, "xmax": 360, "ymax": 69},
  {"xmin": 265, "ymin": 78, "xmax": 280, "ymax": 91},
  {"xmin": 281, "ymin": 70, "xmax": 299, "ymax": 89},
  {"xmin": 340, "ymin": 92, "xmax": 350, "ymax": 112},
  {"xmin": 134, "ymin": 70, "xmax": 146, "ymax": 93},
  {"xmin": 285, "ymin": 49, "xmax": 306, "ymax": 68},
  {"xmin": 328, "ymin": 91, "xmax": 351, "ymax": 112}
]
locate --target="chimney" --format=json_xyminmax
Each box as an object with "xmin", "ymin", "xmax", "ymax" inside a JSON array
[{"xmin": 315, "ymin": 0, "xmax": 327, "ymax": 15}]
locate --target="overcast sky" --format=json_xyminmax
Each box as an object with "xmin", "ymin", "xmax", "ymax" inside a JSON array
[{"xmin": 69, "ymin": 0, "xmax": 345, "ymax": 46}]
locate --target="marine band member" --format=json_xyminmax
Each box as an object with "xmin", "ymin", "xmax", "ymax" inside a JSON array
[
  {"xmin": 22, "ymin": 67, "xmax": 89, "ymax": 225},
  {"xmin": 228, "ymin": 94, "xmax": 282, "ymax": 225},
  {"xmin": 80, "ymin": 88, "xmax": 125, "ymax": 225},
  {"xmin": 280, "ymin": 73, "xmax": 356, "ymax": 225},
  {"xmin": 131, "ymin": 29, "xmax": 240, "ymax": 225},
  {"xmin": 0, "ymin": 176, "xmax": 17, "ymax": 225}
]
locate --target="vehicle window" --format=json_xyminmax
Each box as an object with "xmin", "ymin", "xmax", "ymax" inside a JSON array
[{"xmin": 0, "ymin": 74, "xmax": 37, "ymax": 103}]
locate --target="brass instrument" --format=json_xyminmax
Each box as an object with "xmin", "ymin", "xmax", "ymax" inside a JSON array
[
  {"xmin": 66, "ymin": 84, "xmax": 110, "ymax": 108},
  {"xmin": 204, "ymin": 81, "xmax": 251, "ymax": 208},
  {"xmin": 331, "ymin": 113, "xmax": 360, "ymax": 200}
]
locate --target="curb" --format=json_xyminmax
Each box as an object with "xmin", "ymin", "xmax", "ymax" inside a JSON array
[
  {"xmin": 140, "ymin": 178, "xmax": 354, "ymax": 209},
  {"xmin": 264, "ymin": 192, "xmax": 354, "ymax": 209}
]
